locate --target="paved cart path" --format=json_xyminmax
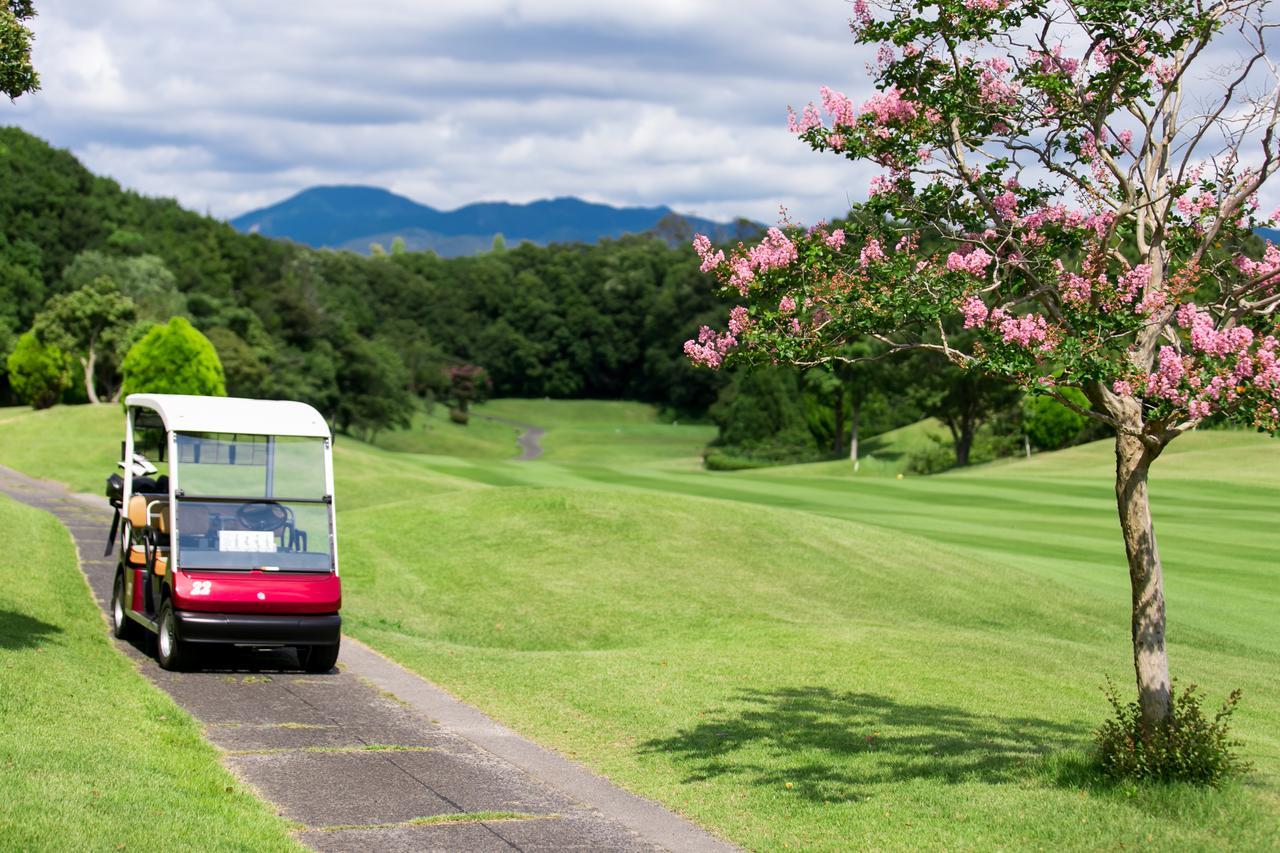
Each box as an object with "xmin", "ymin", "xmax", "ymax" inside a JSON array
[
  {"xmin": 0, "ymin": 464, "xmax": 735, "ymax": 853},
  {"xmin": 475, "ymin": 414, "xmax": 547, "ymax": 461}
]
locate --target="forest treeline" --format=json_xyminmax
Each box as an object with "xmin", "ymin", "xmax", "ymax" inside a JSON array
[{"xmin": 0, "ymin": 127, "xmax": 1099, "ymax": 468}]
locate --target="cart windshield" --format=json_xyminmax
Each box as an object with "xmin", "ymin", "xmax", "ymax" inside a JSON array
[{"xmin": 173, "ymin": 433, "xmax": 332, "ymax": 572}]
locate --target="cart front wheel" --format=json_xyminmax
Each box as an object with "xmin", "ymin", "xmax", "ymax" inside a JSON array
[
  {"xmin": 156, "ymin": 601, "xmax": 188, "ymax": 671},
  {"xmin": 110, "ymin": 572, "xmax": 137, "ymax": 641}
]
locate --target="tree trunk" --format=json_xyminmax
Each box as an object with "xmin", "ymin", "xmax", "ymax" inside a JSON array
[
  {"xmin": 849, "ymin": 397, "xmax": 860, "ymax": 472},
  {"xmin": 954, "ymin": 423, "xmax": 974, "ymax": 467},
  {"xmin": 833, "ymin": 386, "xmax": 845, "ymax": 457},
  {"xmin": 82, "ymin": 345, "xmax": 99, "ymax": 405},
  {"xmin": 1114, "ymin": 430, "xmax": 1172, "ymax": 726}
]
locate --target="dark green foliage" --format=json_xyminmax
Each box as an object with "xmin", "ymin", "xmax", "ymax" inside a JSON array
[
  {"xmin": 1024, "ymin": 389, "xmax": 1092, "ymax": 451},
  {"xmin": 1, "ymin": 1, "xmax": 39, "ymax": 100},
  {"xmin": 710, "ymin": 367, "xmax": 818, "ymax": 461},
  {"xmin": 1096, "ymin": 679, "xmax": 1250, "ymax": 786},
  {"xmin": 6, "ymin": 330, "xmax": 70, "ymax": 408},
  {"xmin": 203, "ymin": 327, "xmax": 266, "ymax": 397},
  {"xmin": 906, "ymin": 437, "xmax": 955, "ymax": 475},
  {"xmin": 333, "ymin": 337, "xmax": 414, "ymax": 440},
  {"xmin": 909, "ymin": 356, "xmax": 1021, "ymax": 466},
  {"xmin": 120, "ymin": 317, "xmax": 226, "ymax": 399}
]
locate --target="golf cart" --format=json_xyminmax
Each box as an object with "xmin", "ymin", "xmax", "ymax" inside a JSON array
[{"xmin": 106, "ymin": 394, "xmax": 342, "ymax": 672}]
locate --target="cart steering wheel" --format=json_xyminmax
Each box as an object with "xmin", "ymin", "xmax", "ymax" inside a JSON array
[{"xmin": 236, "ymin": 501, "xmax": 289, "ymax": 532}]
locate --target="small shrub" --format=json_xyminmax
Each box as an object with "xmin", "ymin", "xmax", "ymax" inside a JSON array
[
  {"xmin": 905, "ymin": 438, "xmax": 954, "ymax": 475},
  {"xmin": 1095, "ymin": 678, "xmax": 1250, "ymax": 786},
  {"xmin": 7, "ymin": 331, "xmax": 72, "ymax": 409}
]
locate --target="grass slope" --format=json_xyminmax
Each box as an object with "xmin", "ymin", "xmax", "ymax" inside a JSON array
[
  {"xmin": 371, "ymin": 404, "xmax": 520, "ymax": 459},
  {"xmin": 0, "ymin": 493, "xmax": 301, "ymax": 850},
  {"xmin": 1, "ymin": 400, "xmax": 1277, "ymax": 850}
]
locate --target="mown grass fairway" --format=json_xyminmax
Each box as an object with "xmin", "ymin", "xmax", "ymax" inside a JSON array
[
  {"xmin": 1, "ymin": 401, "xmax": 1276, "ymax": 850},
  {"xmin": 0, "ymin": 492, "xmax": 301, "ymax": 850}
]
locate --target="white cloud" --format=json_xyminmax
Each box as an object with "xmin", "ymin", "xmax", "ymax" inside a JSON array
[
  {"xmin": 9, "ymin": 0, "xmax": 1276, "ymax": 227},
  {"xmin": 9, "ymin": 0, "xmax": 869, "ymax": 224}
]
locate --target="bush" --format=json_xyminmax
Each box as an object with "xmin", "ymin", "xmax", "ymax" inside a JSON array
[
  {"xmin": 905, "ymin": 436, "xmax": 954, "ymax": 475},
  {"xmin": 6, "ymin": 331, "xmax": 72, "ymax": 409},
  {"xmin": 1095, "ymin": 678, "xmax": 1250, "ymax": 786},
  {"xmin": 1023, "ymin": 389, "xmax": 1091, "ymax": 451},
  {"xmin": 120, "ymin": 317, "xmax": 226, "ymax": 399}
]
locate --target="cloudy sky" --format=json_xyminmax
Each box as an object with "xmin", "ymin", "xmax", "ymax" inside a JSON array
[{"xmin": 9, "ymin": 1, "xmax": 880, "ymax": 225}]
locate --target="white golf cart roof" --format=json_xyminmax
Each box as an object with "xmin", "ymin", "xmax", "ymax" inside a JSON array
[{"xmin": 125, "ymin": 394, "xmax": 331, "ymax": 438}]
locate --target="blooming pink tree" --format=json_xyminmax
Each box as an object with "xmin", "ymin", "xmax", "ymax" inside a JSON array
[{"xmin": 687, "ymin": 0, "xmax": 1280, "ymax": 727}]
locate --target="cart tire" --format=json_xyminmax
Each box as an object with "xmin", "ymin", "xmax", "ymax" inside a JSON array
[
  {"xmin": 156, "ymin": 601, "xmax": 188, "ymax": 671},
  {"xmin": 300, "ymin": 640, "xmax": 340, "ymax": 674},
  {"xmin": 110, "ymin": 572, "xmax": 137, "ymax": 641}
]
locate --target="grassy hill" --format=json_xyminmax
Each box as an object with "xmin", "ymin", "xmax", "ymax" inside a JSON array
[{"xmin": 0, "ymin": 401, "xmax": 1276, "ymax": 850}]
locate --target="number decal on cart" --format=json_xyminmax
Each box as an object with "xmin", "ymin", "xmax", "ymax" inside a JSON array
[{"xmin": 190, "ymin": 580, "xmax": 212, "ymax": 595}]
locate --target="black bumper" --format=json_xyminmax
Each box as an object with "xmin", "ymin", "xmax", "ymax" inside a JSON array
[{"xmin": 174, "ymin": 610, "xmax": 341, "ymax": 646}]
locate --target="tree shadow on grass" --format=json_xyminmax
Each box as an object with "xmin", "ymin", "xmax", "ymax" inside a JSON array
[
  {"xmin": 0, "ymin": 608, "xmax": 62, "ymax": 650},
  {"xmin": 640, "ymin": 687, "xmax": 1087, "ymax": 803}
]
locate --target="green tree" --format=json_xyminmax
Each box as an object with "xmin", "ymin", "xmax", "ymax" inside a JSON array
[
  {"xmin": 907, "ymin": 356, "xmax": 1020, "ymax": 467},
  {"xmin": 333, "ymin": 338, "xmax": 414, "ymax": 440},
  {"xmin": 63, "ymin": 251, "xmax": 184, "ymax": 322},
  {"xmin": 710, "ymin": 366, "xmax": 815, "ymax": 460},
  {"xmin": 33, "ymin": 278, "xmax": 137, "ymax": 404},
  {"xmin": 204, "ymin": 326, "xmax": 266, "ymax": 397},
  {"xmin": 1, "ymin": 1, "xmax": 39, "ymax": 100},
  {"xmin": 120, "ymin": 317, "xmax": 226, "ymax": 399},
  {"xmin": 1024, "ymin": 388, "xmax": 1092, "ymax": 452},
  {"xmin": 6, "ymin": 330, "xmax": 70, "ymax": 408}
]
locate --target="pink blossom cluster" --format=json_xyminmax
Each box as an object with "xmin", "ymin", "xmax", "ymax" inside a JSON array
[
  {"xmin": 1135, "ymin": 305, "xmax": 1279, "ymax": 420},
  {"xmin": 788, "ymin": 103, "xmax": 824, "ymax": 134},
  {"xmin": 964, "ymin": 0, "xmax": 1007, "ymax": 10},
  {"xmin": 1021, "ymin": 203, "xmax": 1087, "ymax": 232},
  {"xmin": 1117, "ymin": 264, "xmax": 1151, "ymax": 303},
  {"xmin": 684, "ymin": 326, "xmax": 736, "ymax": 369},
  {"xmin": 749, "ymin": 228, "xmax": 799, "ymax": 273},
  {"xmin": 991, "ymin": 308, "xmax": 1050, "ymax": 348},
  {"xmin": 1256, "ymin": 337, "xmax": 1280, "ymax": 397},
  {"xmin": 1033, "ymin": 45, "xmax": 1080, "ymax": 76},
  {"xmin": 1083, "ymin": 212, "xmax": 1116, "ymax": 239},
  {"xmin": 992, "ymin": 191, "xmax": 1019, "ymax": 221},
  {"xmin": 1059, "ymin": 270, "xmax": 1097, "ymax": 307},
  {"xmin": 701, "ymin": 227, "xmax": 798, "ymax": 296},
  {"xmin": 728, "ymin": 305, "xmax": 750, "ymax": 335},
  {"xmin": 820, "ymin": 86, "xmax": 857, "ymax": 127},
  {"xmin": 859, "ymin": 238, "xmax": 886, "ymax": 269},
  {"xmin": 868, "ymin": 174, "xmax": 897, "ymax": 196},
  {"xmin": 979, "ymin": 57, "xmax": 1019, "ymax": 107},
  {"xmin": 1145, "ymin": 346, "xmax": 1188, "ymax": 403},
  {"xmin": 778, "ymin": 295, "xmax": 797, "ymax": 315},
  {"xmin": 825, "ymin": 229, "xmax": 846, "ymax": 249},
  {"xmin": 1234, "ymin": 241, "xmax": 1280, "ymax": 281},
  {"xmin": 1178, "ymin": 303, "xmax": 1254, "ymax": 358},
  {"xmin": 945, "ymin": 247, "xmax": 994, "ymax": 276},
  {"xmin": 692, "ymin": 234, "xmax": 725, "ymax": 273},
  {"xmin": 1175, "ymin": 192, "xmax": 1218, "ymax": 220},
  {"xmin": 861, "ymin": 87, "xmax": 919, "ymax": 127},
  {"xmin": 961, "ymin": 296, "xmax": 989, "ymax": 328}
]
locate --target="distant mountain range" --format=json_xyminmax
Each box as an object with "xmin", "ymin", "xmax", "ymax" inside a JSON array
[{"xmin": 229, "ymin": 186, "xmax": 761, "ymax": 257}]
